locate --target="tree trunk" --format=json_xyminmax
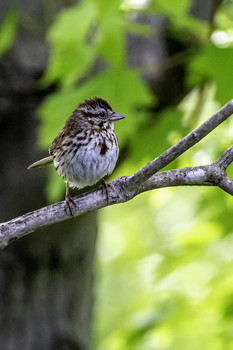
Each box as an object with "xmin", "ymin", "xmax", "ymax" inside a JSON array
[
  {"xmin": 0, "ymin": 1, "xmax": 96, "ymax": 349},
  {"xmin": 0, "ymin": 217, "xmax": 97, "ymax": 350}
]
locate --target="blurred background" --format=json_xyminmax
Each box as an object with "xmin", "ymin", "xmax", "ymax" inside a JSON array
[{"xmin": 1, "ymin": 0, "xmax": 233, "ymax": 349}]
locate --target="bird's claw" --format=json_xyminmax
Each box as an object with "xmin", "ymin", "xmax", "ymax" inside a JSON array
[
  {"xmin": 101, "ymin": 179, "xmax": 112, "ymax": 205},
  {"xmin": 65, "ymin": 192, "xmax": 77, "ymax": 216}
]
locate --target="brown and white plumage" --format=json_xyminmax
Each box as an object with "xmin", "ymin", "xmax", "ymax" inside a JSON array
[{"xmin": 28, "ymin": 97, "xmax": 125, "ymax": 213}]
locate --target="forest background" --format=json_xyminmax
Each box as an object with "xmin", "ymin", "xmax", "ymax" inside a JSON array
[{"xmin": 1, "ymin": 0, "xmax": 233, "ymax": 349}]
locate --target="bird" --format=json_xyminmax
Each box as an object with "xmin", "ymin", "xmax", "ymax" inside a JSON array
[{"xmin": 28, "ymin": 97, "xmax": 125, "ymax": 215}]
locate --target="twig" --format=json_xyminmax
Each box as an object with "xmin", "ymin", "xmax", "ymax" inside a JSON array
[
  {"xmin": 1, "ymin": 100, "xmax": 233, "ymax": 248},
  {"xmin": 126, "ymin": 99, "xmax": 233, "ymax": 190}
]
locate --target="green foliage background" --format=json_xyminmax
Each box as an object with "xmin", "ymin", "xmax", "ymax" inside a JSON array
[{"xmin": 3, "ymin": 0, "xmax": 233, "ymax": 348}]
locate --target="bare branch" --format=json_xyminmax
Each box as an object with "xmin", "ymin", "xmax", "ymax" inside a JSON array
[
  {"xmin": 139, "ymin": 166, "xmax": 213, "ymax": 192},
  {"xmin": 126, "ymin": 99, "xmax": 233, "ymax": 190},
  {"xmin": 214, "ymin": 144, "xmax": 233, "ymax": 169},
  {"xmin": 1, "ymin": 100, "xmax": 233, "ymax": 248}
]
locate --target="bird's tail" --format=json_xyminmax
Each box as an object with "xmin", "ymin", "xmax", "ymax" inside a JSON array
[{"xmin": 27, "ymin": 156, "xmax": 53, "ymax": 170}]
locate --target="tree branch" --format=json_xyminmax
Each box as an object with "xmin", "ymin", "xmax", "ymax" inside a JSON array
[
  {"xmin": 1, "ymin": 100, "xmax": 233, "ymax": 248},
  {"xmin": 126, "ymin": 99, "xmax": 233, "ymax": 189}
]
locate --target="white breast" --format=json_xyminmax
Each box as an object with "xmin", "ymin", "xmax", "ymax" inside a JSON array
[{"xmin": 54, "ymin": 129, "xmax": 119, "ymax": 189}]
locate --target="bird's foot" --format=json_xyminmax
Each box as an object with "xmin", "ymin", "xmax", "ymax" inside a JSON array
[
  {"xmin": 65, "ymin": 182, "xmax": 77, "ymax": 216},
  {"xmin": 101, "ymin": 179, "xmax": 112, "ymax": 205},
  {"xmin": 65, "ymin": 192, "xmax": 77, "ymax": 216}
]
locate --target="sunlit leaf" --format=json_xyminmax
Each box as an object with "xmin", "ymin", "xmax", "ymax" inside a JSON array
[
  {"xmin": 96, "ymin": 17, "xmax": 125, "ymax": 66},
  {"xmin": 150, "ymin": 0, "xmax": 190, "ymax": 16},
  {"xmin": 38, "ymin": 88, "xmax": 83, "ymax": 148},
  {"xmin": 188, "ymin": 44, "xmax": 233, "ymax": 104},
  {"xmin": 42, "ymin": 1, "xmax": 96, "ymax": 86}
]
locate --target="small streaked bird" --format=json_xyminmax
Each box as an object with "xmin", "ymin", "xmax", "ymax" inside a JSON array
[{"xmin": 28, "ymin": 97, "xmax": 125, "ymax": 214}]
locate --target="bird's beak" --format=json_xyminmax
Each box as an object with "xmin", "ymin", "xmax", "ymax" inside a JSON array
[{"xmin": 110, "ymin": 112, "xmax": 125, "ymax": 122}]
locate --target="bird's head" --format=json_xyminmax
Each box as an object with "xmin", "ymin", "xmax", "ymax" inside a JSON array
[{"xmin": 78, "ymin": 97, "xmax": 125, "ymax": 128}]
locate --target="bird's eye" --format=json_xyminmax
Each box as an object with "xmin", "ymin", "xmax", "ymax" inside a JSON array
[{"xmin": 99, "ymin": 111, "xmax": 106, "ymax": 118}]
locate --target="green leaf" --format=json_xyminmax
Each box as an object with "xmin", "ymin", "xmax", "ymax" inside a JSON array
[
  {"xmin": 42, "ymin": 1, "xmax": 96, "ymax": 86},
  {"xmin": 37, "ymin": 88, "xmax": 83, "ymax": 148},
  {"xmin": 0, "ymin": 10, "xmax": 17, "ymax": 57},
  {"xmin": 96, "ymin": 17, "xmax": 125, "ymax": 66},
  {"xmin": 150, "ymin": 0, "xmax": 190, "ymax": 17},
  {"xmin": 129, "ymin": 108, "xmax": 188, "ymax": 170},
  {"xmin": 90, "ymin": 0, "xmax": 125, "ymax": 66},
  {"xmin": 92, "ymin": 0, "xmax": 122, "ymax": 16},
  {"xmin": 188, "ymin": 44, "xmax": 233, "ymax": 105},
  {"xmin": 150, "ymin": 0, "xmax": 208, "ymax": 38}
]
